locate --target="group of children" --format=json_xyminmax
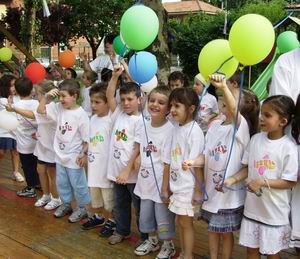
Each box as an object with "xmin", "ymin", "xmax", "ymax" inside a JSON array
[{"xmin": 0, "ymin": 59, "xmax": 299, "ymax": 259}]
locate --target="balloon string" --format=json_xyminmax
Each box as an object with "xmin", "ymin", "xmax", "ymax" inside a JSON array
[{"xmin": 273, "ymin": 11, "xmax": 294, "ymax": 29}]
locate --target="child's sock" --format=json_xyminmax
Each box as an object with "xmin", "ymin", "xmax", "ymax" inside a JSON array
[{"xmin": 149, "ymin": 235, "xmax": 159, "ymax": 245}]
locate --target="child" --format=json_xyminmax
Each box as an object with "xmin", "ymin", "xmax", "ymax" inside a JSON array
[
  {"xmin": 183, "ymin": 74, "xmax": 260, "ymax": 259},
  {"xmin": 37, "ymin": 79, "xmax": 91, "ymax": 222},
  {"xmin": 225, "ymin": 94, "xmax": 298, "ymax": 258},
  {"xmin": 81, "ymin": 70, "xmax": 98, "ymax": 115},
  {"xmin": 122, "ymin": 86, "xmax": 176, "ymax": 258},
  {"xmin": 290, "ymin": 94, "xmax": 300, "ymax": 253},
  {"xmin": 193, "ymin": 73, "xmax": 219, "ymax": 133},
  {"xmin": 65, "ymin": 68, "xmax": 77, "ymax": 79},
  {"xmin": 166, "ymin": 87, "xmax": 205, "ymax": 259},
  {"xmin": 13, "ymin": 78, "xmax": 40, "ymax": 197},
  {"xmin": 7, "ymin": 80, "xmax": 62, "ymax": 210},
  {"xmin": 80, "ymin": 83, "xmax": 116, "ymax": 237},
  {"xmin": 0, "ymin": 75, "xmax": 23, "ymax": 182},
  {"xmin": 106, "ymin": 67, "xmax": 147, "ymax": 245},
  {"xmin": 168, "ymin": 71, "xmax": 188, "ymax": 91}
]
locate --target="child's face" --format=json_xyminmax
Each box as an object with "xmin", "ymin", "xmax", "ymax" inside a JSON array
[
  {"xmin": 51, "ymin": 68, "xmax": 62, "ymax": 80},
  {"xmin": 65, "ymin": 70, "xmax": 73, "ymax": 79},
  {"xmin": 170, "ymin": 101, "xmax": 189, "ymax": 125},
  {"xmin": 148, "ymin": 92, "xmax": 169, "ymax": 119},
  {"xmin": 120, "ymin": 92, "xmax": 139, "ymax": 115},
  {"xmin": 91, "ymin": 94, "xmax": 109, "ymax": 117},
  {"xmin": 59, "ymin": 90, "xmax": 77, "ymax": 109},
  {"xmin": 105, "ymin": 43, "xmax": 115, "ymax": 57},
  {"xmin": 194, "ymin": 79, "xmax": 204, "ymax": 95},
  {"xmin": 169, "ymin": 79, "xmax": 183, "ymax": 91},
  {"xmin": 81, "ymin": 74, "xmax": 91, "ymax": 86},
  {"xmin": 10, "ymin": 79, "xmax": 16, "ymax": 95},
  {"xmin": 260, "ymin": 102, "xmax": 287, "ymax": 133}
]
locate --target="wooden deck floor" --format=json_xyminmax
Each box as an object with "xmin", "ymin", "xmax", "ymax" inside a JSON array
[{"xmin": 0, "ymin": 153, "xmax": 298, "ymax": 259}]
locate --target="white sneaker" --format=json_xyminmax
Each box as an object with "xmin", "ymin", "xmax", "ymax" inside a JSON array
[
  {"xmin": 156, "ymin": 241, "xmax": 176, "ymax": 259},
  {"xmin": 12, "ymin": 172, "xmax": 24, "ymax": 182},
  {"xmin": 134, "ymin": 239, "xmax": 160, "ymax": 256},
  {"xmin": 34, "ymin": 194, "xmax": 51, "ymax": 207},
  {"xmin": 44, "ymin": 197, "xmax": 62, "ymax": 211}
]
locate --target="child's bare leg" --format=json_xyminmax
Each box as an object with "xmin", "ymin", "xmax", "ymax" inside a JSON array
[
  {"xmin": 267, "ymin": 254, "xmax": 280, "ymax": 259},
  {"xmin": 247, "ymin": 247, "xmax": 260, "ymax": 259},
  {"xmin": 37, "ymin": 164, "xmax": 49, "ymax": 195},
  {"xmin": 10, "ymin": 149, "xmax": 19, "ymax": 172},
  {"xmin": 208, "ymin": 231, "xmax": 220, "ymax": 259},
  {"xmin": 0, "ymin": 149, "xmax": 5, "ymax": 160},
  {"xmin": 222, "ymin": 232, "xmax": 234, "ymax": 259},
  {"xmin": 47, "ymin": 166, "xmax": 59, "ymax": 198},
  {"xmin": 178, "ymin": 215, "xmax": 194, "ymax": 259}
]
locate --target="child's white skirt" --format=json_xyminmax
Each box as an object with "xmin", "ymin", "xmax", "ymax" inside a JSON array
[
  {"xmin": 239, "ymin": 216, "xmax": 291, "ymax": 255},
  {"xmin": 168, "ymin": 195, "xmax": 194, "ymax": 217}
]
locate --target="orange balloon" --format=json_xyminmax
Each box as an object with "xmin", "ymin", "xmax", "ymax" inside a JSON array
[{"xmin": 59, "ymin": 50, "xmax": 76, "ymax": 68}]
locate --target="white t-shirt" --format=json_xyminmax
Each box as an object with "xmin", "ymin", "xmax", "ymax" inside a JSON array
[
  {"xmin": 88, "ymin": 114, "xmax": 113, "ymax": 188},
  {"xmin": 169, "ymin": 121, "xmax": 205, "ymax": 203},
  {"xmin": 270, "ymin": 48, "xmax": 300, "ymax": 103},
  {"xmin": 134, "ymin": 119, "xmax": 173, "ymax": 203},
  {"xmin": 291, "ymin": 145, "xmax": 300, "ymax": 237},
  {"xmin": 107, "ymin": 106, "xmax": 142, "ymax": 184},
  {"xmin": 202, "ymin": 116, "xmax": 249, "ymax": 213},
  {"xmin": 46, "ymin": 102, "xmax": 89, "ymax": 169},
  {"xmin": 242, "ymin": 132, "xmax": 298, "ymax": 226},
  {"xmin": 0, "ymin": 98, "xmax": 16, "ymax": 139},
  {"xmin": 196, "ymin": 93, "xmax": 219, "ymax": 132},
  {"xmin": 81, "ymin": 86, "xmax": 92, "ymax": 116},
  {"xmin": 33, "ymin": 112, "xmax": 56, "ymax": 163},
  {"xmin": 14, "ymin": 99, "xmax": 39, "ymax": 154},
  {"xmin": 89, "ymin": 54, "xmax": 114, "ymax": 82}
]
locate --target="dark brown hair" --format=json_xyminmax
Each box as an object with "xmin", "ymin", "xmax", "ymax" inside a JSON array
[
  {"xmin": 58, "ymin": 79, "xmax": 80, "ymax": 99},
  {"xmin": 89, "ymin": 82, "xmax": 108, "ymax": 102}
]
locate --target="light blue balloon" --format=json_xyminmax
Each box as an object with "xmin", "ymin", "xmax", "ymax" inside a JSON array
[{"xmin": 129, "ymin": 51, "xmax": 158, "ymax": 84}]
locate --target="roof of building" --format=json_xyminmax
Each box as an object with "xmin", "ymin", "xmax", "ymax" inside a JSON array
[{"xmin": 163, "ymin": 0, "xmax": 222, "ymax": 15}]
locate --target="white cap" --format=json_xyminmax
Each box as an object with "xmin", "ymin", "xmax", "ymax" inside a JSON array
[
  {"xmin": 140, "ymin": 75, "xmax": 158, "ymax": 94},
  {"xmin": 195, "ymin": 73, "xmax": 209, "ymax": 86}
]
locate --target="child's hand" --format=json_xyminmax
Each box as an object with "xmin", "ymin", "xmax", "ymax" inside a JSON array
[
  {"xmin": 182, "ymin": 160, "xmax": 194, "ymax": 171},
  {"xmin": 112, "ymin": 66, "xmax": 123, "ymax": 79},
  {"xmin": 116, "ymin": 169, "xmax": 130, "ymax": 185},
  {"xmin": 79, "ymin": 53, "xmax": 88, "ymax": 62},
  {"xmin": 209, "ymin": 74, "xmax": 227, "ymax": 90},
  {"xmin": 5, "ymin": 103, "xmax": 14, "ymax": 112},
  {"xmin": 215, "ymin": 177, "xmax": 235, "ymax": 192},
  {"xmin": 246, "ymin": 178, "xmax": 264, "ymax": 195},
  {"xmin": 46, "ymin": 89, "xmax": 59, "ymax": 98},
  {"xmin": 161, "ymin": 187, "xmax": 170, "ymax": 204},
  {"xmin": 76, "ymin": 153, "xmax": 87, "ymax": 167},
  {"xmin": 192, "ymin": 189, "xmax": 204, "ymax": 205}
]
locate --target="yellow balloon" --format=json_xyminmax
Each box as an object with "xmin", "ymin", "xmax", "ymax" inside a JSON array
[
  {"xmin": 0, "ymin": 47, "xmax": 12, "ymax": 62},
  {"xmin": 198, "ymin": 39, "xmax": 239, "ymax": 80},
  {"xmin": 229, "ymin": 14, "xmax": 275, "ymax": 66}
]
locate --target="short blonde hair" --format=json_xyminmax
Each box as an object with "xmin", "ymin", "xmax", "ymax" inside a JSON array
[{"xmin": 35, "ymin": 80, "xmax": 56, "ymax": 95}]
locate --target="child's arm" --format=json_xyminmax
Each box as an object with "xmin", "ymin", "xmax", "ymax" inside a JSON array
[
  {"xmin": 76, "ymin": 141, "xmax": 88, "ymax": 168},
  {"xmin": 161, "ymin": 163, "xmax": 171, "ymax": 203},
  {"xmin": 106, "ymin": 67, "xmax": 123, "ymax": 113},
  {"xmin": 210, "ymin": 74, "xmax": 242, "ymax": 127},
  {"xmin": 222, "ymin": 166, "xmax": 248, "ymax": 187},
  {"xmin": 116, "ymin": 142, "xmax": 140, "ymax": 185},
  {"xmin": 202, "ymin": 113, "xmax": 218, "ymax": 125},
  {"xmin": 192, "ymin": 167, "xmax": 204, "ymax": 204},
  {"xmin": 247, "ymin": 178, "xmax": 296, "ymax": 193},
  {"xmin": 80, "ymin": 53, "xmax": 93, "ymax": 72},
  {"xmin": 120, "ymin": 59, "xmax": 133, "ymax": 82},
  {"xmin": 182, "ymin": 154, "xmax": 205, "ymax": 171},
  {"xmin": 37, "ymin": 89, "xmax": 59, "ymax": 114},
  {"xmin": 6, "ymin": 103, "xmax": 35, "ymax": 119}
]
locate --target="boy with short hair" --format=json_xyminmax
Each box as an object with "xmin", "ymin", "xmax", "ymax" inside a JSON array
[
  {"xmin": 80, "ymin": 83, "xmax": 116, "ymax": 237},
  {"xmin": 37, "ymin": 79, "xmax": 91, "ymax": 223},
  {"xmin": 106, "ymin": 67, "xmax": 147, "ymax": 245},
  {"xmin": 168, "ymin": 71, "xmax": 188, "ymax": 90},
  {"xmin": 13, "ymin": 77, "xmax": 39, "ymax": 198}
]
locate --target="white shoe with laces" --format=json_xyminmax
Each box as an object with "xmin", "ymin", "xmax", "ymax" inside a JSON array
[
  {"xmin": 155, "ymin": 241, "xmax": 176, "ymax": 259},
  {"xmin": 134, "ymin": 239, "xmax": 160, "ymax": 256},
  {"xmin": 34, "ymin": 194, "xmax": 51, "ymax": 207},
  {"xmin": 44, "ymin": 197, "xmax": 62, "ymax": 210},
  {"xmin": 12, "ymin": 172, "xmax": 24, "ymax": 182}
]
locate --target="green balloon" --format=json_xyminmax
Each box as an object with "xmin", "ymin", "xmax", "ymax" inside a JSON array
[
  {"xmin": 0, "ymin": 47, "xmax": 12, "ymax": 62},
  {"xmin": 113, "ymin": 36, "xmax": 130, "ymax": 57},
  {"xmin": 229, "ymin": 14, "xmax": 275, "ymax": 66},
  {"xmin": 198, "ymin": 39, "xmax": 239, "ymax": 81},
  {"xmin": 277, "ymin": 31, "xmax": 300, "ymax": 54},
  {"xmin": 120, "ymin": 5, "xmax": 159, "ymax": 50}
]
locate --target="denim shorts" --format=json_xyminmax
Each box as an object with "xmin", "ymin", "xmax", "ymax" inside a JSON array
[
  {"xmin": 139, "ymin": 199, "xmax": 176, "ymax": 240},
  {"xmin": 201, "ymin": 206, "xmax": 244, "ymax": 233}
]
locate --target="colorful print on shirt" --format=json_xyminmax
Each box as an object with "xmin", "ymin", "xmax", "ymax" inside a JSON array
[
  {"xmin": 171, "ymin": 143, "xmax": 182, "ymax": 162},
  {"xmin": 209, "ymin": 141, "xmax": 227, "ymax": 161},
  {"xmin": 115, "ymin": 128, "xmax": 128, "ymax": 141},
  {"xmin": 90, "ymin": 132, "xmax": 104, "ymax": 147},
  {"xmin": 59, "ymin": 122, "xmax": 72, "ymax": 135},
  {"xmin": 143, "ymin": 141, "xmax": 158, "ymax": 157},
  {"xmin": 254, "ymin": 155, "xmax": 276, "ymax": 175}
]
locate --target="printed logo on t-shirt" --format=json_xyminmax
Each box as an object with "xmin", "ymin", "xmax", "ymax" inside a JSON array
[
  {"xmin": 254, "ymin": 154, "xmax": 276, "ymax": 175},
  {"xmin": 59, "ymin": 142, "xmax": 65, "ymax": 150},
  {"xmin": 209, "ymin": 141, "xmax": 227, "ymax": 161},
  {"xmin": 171, "ymin": 143, "xmax": 182, "ymax": 162},
  {"xmin": 59, "ymin": 122, "xmax": 72, "ymax": 135},
  {"xmin": 212, "ymin": 172, "xmax": 223, "ymax": 185},
  {"xmin": 88, "ymin": 153, "xmax": 95, "ymax": 163},
  {"xmin": 200, "ymin": 104, "xmax": 206, "ymax": 111},
  {"xmin": 170, "ymin": 169, "xmax": 178, "ymax": 181},
  {"xmin": 143, "ymin": 141, "xmax": 157, "ymax": 157},
  {"xmin": 115, "ymin": 129, "xmax": 128, "ymax": 141},
  {"xmin": 113, "ymin": 148, "xmax": 121, "ymax": 159},
  {"xmin": 90, "ymin": 132, "xmax": 104, "ymax": 147},
  {"xmin": 140, "ymin": 168, "xmax": 150, "ymax": 178}
]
